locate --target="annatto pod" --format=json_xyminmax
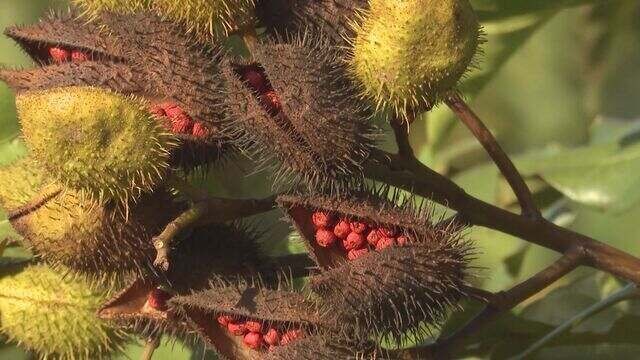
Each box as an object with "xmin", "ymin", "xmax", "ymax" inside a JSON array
[
  {"xmin": 70, "ymin": 0, "xmax": 151, "ymax": 17},
  {"xmin": 98, "ymin": 223, "xmax": 267, "ymax": 337},
  {"xmin": 0, "ymin": 157, "xmax": 47, "ymax": 213},
  {"xmin": 169, "ymin": 278, "xmax": 323, "ymax": 359},
  {"xmin": 255, "ymin": 0, "xmax": 369, "ymax": 45},
  {"xmin": 349, "ymin": 0, "xmax": 481, "ymax": 120},
  {"xmin": 0, "ymin": 264, "xmax": 126, "ymax": 359},
  {"xmin": 2, "ymin": 10, "xmax": 229, "ymax": 169},
  {"xmin": 221, "ymin": 34, "xmax": 377, "ymax": 189},
  {"xmin": 277, "ymin": 190, "xmax": 472, "ymax": 343},
  {"xmin": 9, "ymin": 185, "xmax": 182, "ymax": 277},
  {"xmin": 262, "ymin": 335, "xmax": 382, "ymax": 360},
  {"xmin": 16, "ymin": 86, "xmax": 175, "ymax": 204}
]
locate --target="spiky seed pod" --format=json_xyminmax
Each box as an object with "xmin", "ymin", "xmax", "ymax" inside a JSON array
[
  {"xmin": 2, "ymin": 10, "xmax": 230, "ymax": 170},
  {"xmin": 0, "ymin": 264, "xmax": 126, "ymax": 359},
  {"xmin": 221, "ymin": 35, "xmax": 377, "ymax": 190},
  {"xmin": 71, "ymin": 0, "xmax": 151, "ymax": 17},
  {"xmin": 153, "ymin": 0, "xmax": 256, "ymax": 41},
  {"xmin": 10, "ymin": 186, "xmax": 182, "ymax": 277},
  {"xmin": 255, "ymin": 0, "xmax": 369, "ymax": 45},
  {"xmin": 98, "ymin": 223, "xmax": 267, "ymax": 336},
  {"xmin": 0, "ymin": 157, "xmax": 46, "ymax": 213},
  {"xmin": 170, "ymin": 278, "xmax": 321, "ymax": 359},
  {"xmin": 349, "ymin": 0, "xmax": 481, "ymax": 121},
  {"xmin": 277, "ymin": 190, "xmax": 471, "ymax": 343},
  {"xmin": 16, "ymin": 86, "xmax": 175, "ymax": 204},
  {"xmin": 262, "ymin": 335, "xmax": 382, "ymax": 360}
]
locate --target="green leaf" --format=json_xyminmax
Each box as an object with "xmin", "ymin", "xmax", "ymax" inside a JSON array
[
  {"xmin": 471, "ymin": 0, "xmax": 608, "ymax": 21},
  {"xmin": 535, "ymin": 344, "xmax": 640, "ymax": 360}
]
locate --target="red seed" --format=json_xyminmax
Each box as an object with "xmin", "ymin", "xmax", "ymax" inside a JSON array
[
  {"xmin": 227, "ymin": 322, "xmax": 248, "ymax": 336},
  {"xmin": 312, "ymin": 211, "xmax": 334, "ymax": 228},
  {"xmin": 243, "ymin": 332, "xmax": 264, "ymax": 350},
  {"xmin": 245, "ymin": 320, "xmax": 263, "ymax": 333},
  {"xmin": 349, "ymin": 221, "xmax": 368, "ymax": 234},
  {"xmin": 375, "ymin": 236, "xmax": 396, "ymax": 251},
  {"xmin": 378, "ymin": 227, "xmax": 397, "ymax": 237},
  {"xmin": 71, "ymin": 50, "xmax": 89, "ymax": 62},
  {"xmin": 396, "ymin": 235, "xmax": 409, "ymax": 246},
  {"xmin": 280, "ymin": 329, "xmax": 303, "ymax": 345},
  {"xmin": 171, "ymin": 114, "xmax": 193, "ymax": 134},
  {"xmin": 241, "ymin": 67, "xmax": 269, "ymax": 94},
  {"xmin": 261, "ymin": 91, "xmax": 282, "ymax": 115},
  {"xmin": 149, "ymin": 104, "xmax": 167, "ymax": 118},
  {"xmin": 347, "ymin": 247, "xmax": 369, "ymax": 261},
  {"xmin": 315, "ymin": 228, "xmax": 337, "ymax": 248},
  {"xmin": 366, "ymin": 229, "xmax": 381, "ymax": 246},
  {"xmin": 333, "ymin": 220, "xmax": 351, "ymax": 239},
  {"xmin": 147, "ymin": 289, "xmax": 171, "ymax": 311},
  {"xmin": 191, "ymin": 122, "xmax": 209, "ymax": 138},
  {"xmin": 163, "ymin": 103, "xmax": 185, "ymax": 119},
  {"xmin": 264, "ymin": 328, "xmax": 280, "ymax": 346},
  {"xmin": 49, "ymin": 47, "xmax": 70, "ymax": 63},
  {"xmin": 217, "ymin": 315, "xmax": 233, "ymax": 326},
  {"xmin": 343, "ymin": 232, "xmax": 365, "ymax": 251}
]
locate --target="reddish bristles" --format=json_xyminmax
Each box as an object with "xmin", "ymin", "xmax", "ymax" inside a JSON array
[{"xmin": 311, "ymin": 210, "xmax": 412, "ymax": 261}]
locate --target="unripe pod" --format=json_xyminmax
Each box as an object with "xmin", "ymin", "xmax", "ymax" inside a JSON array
[
  {"xmin": 349, "ymin": 0, "xmax": 481, "ymax": 120},
  {"xmin": 71, "ymin": 0, "xmax": 151, "ymax": 16},
  {"xmin": 0, "ymin": 264, "xmax": 125, "ymax": 359},
  {"xmin": 0, "ymin": 157, "xmax": 46, "ymax": 213},
  {"xmin": 16, "ymin": 86, "xmax": 175, "ymax": 205},
  {"xmin": 222, "ymin": 35, "xmax": 377, "ymax": 190}
]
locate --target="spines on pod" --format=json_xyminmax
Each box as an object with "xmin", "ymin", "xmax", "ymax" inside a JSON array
[
  {"xmin": 71, "ymin": 0, "xmax": 152, "ymax": 18},
  {"xmin": 277, "ymin": 189, "xmax": 472, "ymax": 344},
  {"xmin": 221, "ymin": 34, "xmax": 377, "ymax": 191},
  {"xmin": 0, "ymin": 157, "xmax": 46, "ymax": 213},
  {"xmin": 262, "ymin": 335, "xmax": 382, "ymax": 360},
  {"xmin": 255, "ymin": 0, "xmax": 369, "ymax": 46},
  {"xmin": 16, "ymin": 86, "xmax": 175, "ymax": 205},
  {"xmin": 349, "ymin": 0, "xmax": 481, "ymax": 121},
  {"xmin": 0, "ymin": 264, "xmax": 126, "ymax": 359}
]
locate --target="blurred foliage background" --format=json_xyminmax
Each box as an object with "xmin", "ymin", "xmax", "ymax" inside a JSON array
[{"xmin": 1, "ymin": 0, "xmax": 639, "ymax": 358}]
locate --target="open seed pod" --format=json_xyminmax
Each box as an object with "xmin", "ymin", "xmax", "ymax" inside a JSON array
[
  {"xmin": 9, "ymin": 185, "xmax": 182, "ymax": 277},
  {"xmin": 170, "ymin": 277, "xmax": 323, "ymax": 359},
  {"xmin": 349, "ymin": 0, "xmax": 481, "ymax": 121},
  {"xmin": 255, "ymin": 0, "xmax": 369, "ymax": 45},
  {"xmin": 0, "ymin": 264, "xmax": 127, "ymax": 359},
  {"xmin": 2, "ymin": 9, "xmax": 228, "ymax": 169},
  {"xmin": 97, "ymin": 223, "xmax": 267, "ymax": 337},
  {"xmin": 262, "ymin": 335, "xmax": 383, "ymax": 360},
  {"xmin": 277, "ymin": 189, "xmax": 472, "ymax": 344},
  {"xmin": 221, "ymin": 34, "xmax": 376, "ymax": 190}
]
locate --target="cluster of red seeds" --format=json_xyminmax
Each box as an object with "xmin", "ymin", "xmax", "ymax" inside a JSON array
[
  {"xmin": 216, "ymin": 315, "xmax": 304, "ymax": 351},
  {"xmin": 150, "ymin": 102, "xmax": 209, "ymax": 138},
  {"xmin": 312, "ymin": 211, "xmax": 410, "ymax": 261},
  {"xmin": 48, "ymin": 46, "xmax": 91, "ymax": 63},
  {"xmin": 237, "ymin": 65, "xmax": 282, "ymax": 116}
]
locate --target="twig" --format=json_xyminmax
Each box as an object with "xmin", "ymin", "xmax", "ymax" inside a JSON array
[
  {"xmin": 513, "ymin": 282, "xmax": 640, "ymax": 359},
  {"xmin": 397, "ymin": 247, "xmax": 585, "ymax": 359},
  {"xmin": 444, "ymin": 92, "xmax": 540, "ymax": 218},
  {"xmin": 153, "ymin": 195, "xmax": 277, "ymax": 270},
  {"xmin": 390, "ymin": 117, "xmax": 417, "ymax": 160},
  {"xmin": 364, "ymin": 150, "xmax": 640, "ymax": 284},
  {"xmin": 141, "ymin": 335, "xmax": 161, "ymax": 360}
]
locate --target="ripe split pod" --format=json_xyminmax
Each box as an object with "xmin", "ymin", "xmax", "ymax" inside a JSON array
[{"xmin": 278, "ymin": 189, "xmax": 472, "ymax": 343}]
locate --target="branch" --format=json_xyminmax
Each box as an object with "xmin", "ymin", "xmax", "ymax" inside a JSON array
[
  {"xmin": 364, "ymin": 150, "xmax": 640, "ymax": 284},
  {"xmin": 390, "ymin": 117, "xmax": 417, "ymax": 160},
  {"xmin": 396, "ymin": 247, "xmax": 584, "ymax": 359},
  {"xmin": 153, "ymin": 195, "xmax": 276, "ymax": 270},
  {"xmin": 141, "ymin": 334, "xmax": 161, "ymax": 360},
  {"xmin": 444, "ymin": 93, "xmax": 540, "ymax": 218}
]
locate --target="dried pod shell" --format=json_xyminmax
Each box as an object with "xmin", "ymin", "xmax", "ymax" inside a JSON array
[
  {"xmin": 349, "ymin": 0, "xmax": 481, "ymax": 120},
  {"xmin": 0, "ymin": 264, "xmax": 126, "ymax": 359},
  {"xmin": 16, "ymin": 86, "xmax": 175, "ymax": 204},
  {"xmin": 222, "ymin": 35, "xmax": 376, "ymax": 190},
  {"xmin": 256, "ymin": 0, "xmax": 369, "ymax": 45},
  {"xmin": 10, "ymin": 187, "xmax": 182, "ymax": 277}
]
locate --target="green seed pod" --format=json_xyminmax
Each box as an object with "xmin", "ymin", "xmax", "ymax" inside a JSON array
[
  {"xmin": 349, "ymin": 0, "xmax": 481, "ymax": 120},
  {"xmin": 17, "ymin": 86, "xmax": 175, "ymax": 204},
  {"xmin": 0, "ymin": 157, "xmax": 46, "ymax": 213},
  {"xmin": 71, "ymin": 0, "xmax": 152, "ymax": 17},
  {"xmin": 221, "ymin": 35, "xmax": 377, "ymax": 190},
  {"xmin": 256, "ymin": 0, "xmax": 369, "ymax": 45},
  {"xmin": 10, "ymin": 187, "xmax": 182, "ymax": 277},
  {"xmin": 277, "ymin": 189, "xmax": 471, "ymax": 343},
  {"xmin": 0, "ymin": 264, "xmax": 126, "ymax": 359}
]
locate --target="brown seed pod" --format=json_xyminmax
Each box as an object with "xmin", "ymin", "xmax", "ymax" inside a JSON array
[
  {"xmin": 170, "ymin": 278, "xmax": 321, "ymax": 359},
  {"xmin": 262, "ymin": 335, "xmax": 382, "ymax": 360},
  {"xmin": 255, "ymin": 0, "xmax": 369, "ymax": 46},
  {"xmin": 1, "ymin": 9, "xmax": 228, "ymax": 169},
  {"xmin": 9, "ymin": 187, "xmax": 182, "ymax": 277},
  {"xmin": 221, "ymin": 34, "xmax": 377, "ymax": 190},
  {"xmin": 277, "ymin": 189, "xmax": 472, "ymax": 344}
]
